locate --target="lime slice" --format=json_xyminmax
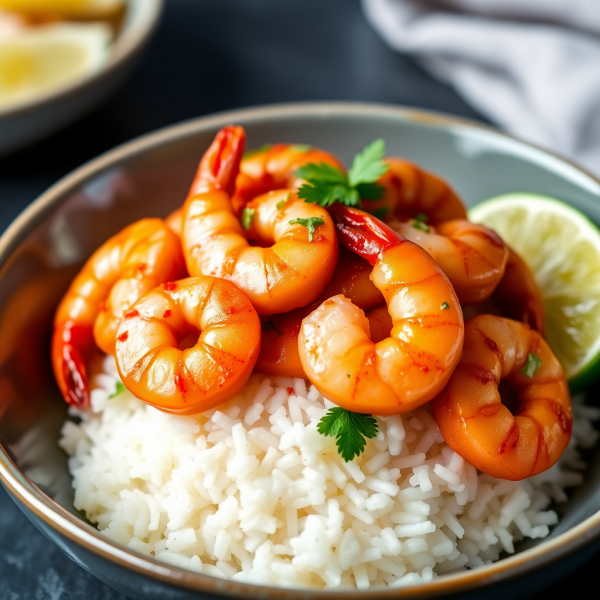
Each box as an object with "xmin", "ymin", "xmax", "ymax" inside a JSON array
[
  {"xmin": 0, "ymin": 23, "xmax": 110, "ymax": 110},
  {"xmin": 469, "ymin": 193, "xmax": 600, "ymax": 392},
  {"xmin": 0, "ymin": 0, "xmax": 123, "ymax": 19}
]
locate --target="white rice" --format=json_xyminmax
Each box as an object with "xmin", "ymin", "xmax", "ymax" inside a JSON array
[{"xmin": 60, "ymin": 355, "xmax": 599, "ymax": 590}]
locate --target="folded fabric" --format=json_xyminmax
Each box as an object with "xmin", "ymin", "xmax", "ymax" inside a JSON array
[{"xmin": 363, "ymin": 0, "xmax": 600, "ymax": 174}]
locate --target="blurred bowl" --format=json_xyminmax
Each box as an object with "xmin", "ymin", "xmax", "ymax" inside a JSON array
[
  {"xmin": 1, "ymin": 103, "xmax": 600, "ymax": 599},
  {"xmin": 0, "ymin": 0, "xmax": 162, "ymax": 156}
]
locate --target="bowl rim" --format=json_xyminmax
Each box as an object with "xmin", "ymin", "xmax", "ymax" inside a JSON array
[
  {"xmin": 2, "ymin": 101, "xmax": 600, "ymax": 598},
  {"xmin": 0, "ymin": 0, "xmax": 163, "ymax": 119}
]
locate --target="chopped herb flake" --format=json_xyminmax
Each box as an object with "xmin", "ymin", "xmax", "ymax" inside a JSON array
[
  {"xmin": 243, "ymin": 144, "xmax": 273, "ymax": 160},
  {"xmin": 242, "ymin": 207, "xmax": 256, "ymax": 230},
  {"xmin": 276, "ymin": 199, "xmax": 286, "ymax": 210},
  {"xmin": 440, "ymin": 302, "xmax": 450, "ymax": 310},
  {"xmin": 109, "ymin": 381, "xmax": 126, "ymax": 399},
  {"xmin": 290, "ymin": 144, "xmax": 311, "ymax": 153},
  {"xmin": 296, "ymin": 139, "xmax": 389, "ymax": 208},
  {"xmin": 413, "ymin": 220, "xmax": 430, "ymax": 233},
  {"xmin": 521, "ymin": 353, "xmax": 543, "ymax": 378},
  {"xmin": 317, "ymin": 407, "xmax": 378, "ymax": 462},
  {"xmin": 289, "ymin": 216, "xmax": 325, "ymax": 242},
  {"xmin": 415, "ymin": 213, "xmax": 429, "ymax": 223}
]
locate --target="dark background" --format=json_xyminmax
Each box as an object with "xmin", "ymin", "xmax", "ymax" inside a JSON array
[{"xmin": 0, "ymin": 0, "xmax": 595, "ymax": 597}]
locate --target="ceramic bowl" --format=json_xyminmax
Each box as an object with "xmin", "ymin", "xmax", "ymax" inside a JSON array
[
  {"xmin": 0, "ymin": 0, "xmax": 162, "ymax": 156},
  {"xmin": 1, "ymin": 103, "xmax": 600, "ymax": 600}
]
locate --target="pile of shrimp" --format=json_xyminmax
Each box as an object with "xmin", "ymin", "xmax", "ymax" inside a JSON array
[{"xmin": 52, "ymin": 125, "xmax": 572, "ymax": 482}]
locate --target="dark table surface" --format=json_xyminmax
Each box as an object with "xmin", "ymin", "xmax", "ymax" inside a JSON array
[{"xmin": 0, "ymin": 0, "xmax": 596, "ymax": 598}]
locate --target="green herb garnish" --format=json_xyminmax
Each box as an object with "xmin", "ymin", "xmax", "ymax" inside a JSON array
[
  {"xmin": 289, "ymin": 216, "xmax": 325, "ymax": 242},
  {"xmin": 521, "ymin": 353, "xmax": 543, "ymax": 378},
  {"xmin": 290, "ymin": 144, "xmax": 311, "ymax": 153},
  {"xmin": 276, "ymin": 199, "xmax": 286, "ymax": 210},
  {"xmin": 242, "ymin": 207, "xmax": 256, "ymax": 230},
  {"xmin": 296, "ymin": 139, "xmax": 389, "ymax": 207},
  {"xmin": 243, "ymin": 144, "xmax": 273, "ymax": 160},
  {"xmin": 415, "ymin": 213, "xmax": 429, "ymax": 223},
  {"xmin": 413, "ymin": 220, "xmax": 430, "ymax": 233},
  {"xmin": 318, "ymin": 407, "xmax": 379, "ymax": 462},
  {"xmin": 440, "ymin": 302, "xmax": 450, "ymax": 310},
  {"xmin": 109, "ymin": 381, "xmax": 126, "ymax": 399}
]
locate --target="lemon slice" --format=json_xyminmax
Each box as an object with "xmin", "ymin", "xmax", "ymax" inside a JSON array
[
  {"xmin": 469, "ymin": 193, "xmax": 600, "ymax": 392},
  {"xmin": 0, "ymin": 22, "xmax": 110, "ymax": 110},
  {"xmin": 0, "ymin": 0, "xmax": 123, "ymax": 19}
]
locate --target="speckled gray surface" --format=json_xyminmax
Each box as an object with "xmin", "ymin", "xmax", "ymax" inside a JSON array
[{"xmin": 0, "ymin": 0, "xmax": 598, "ymax": 598}]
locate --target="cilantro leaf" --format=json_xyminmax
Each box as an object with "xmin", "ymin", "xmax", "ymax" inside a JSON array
[
  {"xmin": 109, "ymin": 381, "xmax": 126, "ymax": 399},
  {"xmin": 521, "ymin": 353, "xmax": 543, "ymax": 378},
  {"xmin": 295, "ymin": 162, "xmax": 347, "ymax": 185},
  {"xmin": 289, "ymin": 216, "xmax": 325, "ymax": 242},
  {"xmin": 440, "ymin": 301, "xmax": 450, "ymax": 310},
  {"xmin": 241, "ymin": 207, "xmax": 256, "ymax": 230},
  {"xmin": 348, "ymin": 139, "xmax": 389, "ymax": 187},
  {"xmin": 356, "ymin": 182, "xmax": 386, "ymax": 201},
  {"xmin": 413, "ymin": 220, "xmax": 430, "ymax": 233},
  {"xmin": 318, "ymin": 407, "xmax": 379, "ymax": 462}
]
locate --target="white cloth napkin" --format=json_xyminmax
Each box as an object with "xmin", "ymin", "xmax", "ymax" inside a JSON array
[{"xmin": 362, "ymin": 0, "xmax": 600, "ymax": 174}]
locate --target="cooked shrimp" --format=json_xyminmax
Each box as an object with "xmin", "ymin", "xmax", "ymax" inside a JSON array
[
  {"xmin": 165, "ymin": 208, "xmax": 183, "ymax": 236},
  {"xmin": 362, "ymin": 158, "xmax": 467, "ymax": 224},
  {"xmin": 231, "ymin": 142, "xmax": 345, "ymax": 213},
  {"xmin": 389, "ymin": 219, "xmax": 509, "ymax": 304},
  {"xmin": 463, "ymin": 246, "xmax": 545, "ymax": 335},
  {"xmin": 298, "ymin": 205, "xmax": 464, "ymax": 415},
  {"xmin": 432, "ymin": 315, "xmax": 571, "ymax": 480},
  {"xmin": 492, "ymin": 246, "xmax": 545, "ymax": 334},
  {"xmin": 115, "ymin": 276, "xmax": 261, "ymax": 415},
  {"xmin": 182, "ymin": 126, "xmax": 338, "ymax": 315},
  {"xmin": 52, "ymin": 219, "xmax": 186, "ymax": 408},
  {"xmin": 256, "ymin": 248, "xmax": 384, "ymax": 377}
]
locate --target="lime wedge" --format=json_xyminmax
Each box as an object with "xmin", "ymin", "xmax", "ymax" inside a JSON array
[
  {"xmin": 0, "ymin": 23, "xmax": 110, "ymax": 110},
  {"xmin": 469, "ymin": 193, "xmax": 600, "ymax": 392}
]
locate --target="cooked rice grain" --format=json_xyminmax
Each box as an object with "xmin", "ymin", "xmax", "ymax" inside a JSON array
[{"xmin": 59, "ymin": 355, "xmax": 599, "ymax": 590}]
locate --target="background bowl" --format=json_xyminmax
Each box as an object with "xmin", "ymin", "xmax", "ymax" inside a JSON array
[
  {"xmin": 0, "ymin": 0, "xmax": 162, "ymax": 157},
  {"xmin": 1, "ymin": 103, "xmax": 600, "ymax": 599}
]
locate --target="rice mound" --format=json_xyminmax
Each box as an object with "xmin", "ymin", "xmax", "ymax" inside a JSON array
[{"xmin": 60, "ymin": 356, "xmax": 600, "ymax": 590}]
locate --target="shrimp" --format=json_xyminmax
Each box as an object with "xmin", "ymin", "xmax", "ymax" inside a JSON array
[
  {"xmin": 182, "ymin": 126, "xmax": 338, "ymax": 315},
  {"xmin": 389, "ymin": 219, "xmax": 509, "ymax": 304},
  {"xmin": 362, "ymin": 158, "xmax": 467, "ymax": 224},
  {"xmin": 231, "ymin": 142, "xmax": 345, "ymax": 213},
  {"xmin": 52, "ymin": 219, "xmax": 185, "ymax": 408},
  {"xmin": 298, "ymin": 205, "xmax": 464, "ymax": 415},
  {"xmin": 256, "ymin": 248, "xmax": 384, "ymax": 377},
  {"xmin": 463, "ymin": 246, "xmax": 545, "ymax": 335},
  {"xmin": 432, "ymin": 315, "xmax": 571, "ymax": 480},
  {"xmin": 115, "ymin": 276, "xmax": 261, "ymax": 415}
]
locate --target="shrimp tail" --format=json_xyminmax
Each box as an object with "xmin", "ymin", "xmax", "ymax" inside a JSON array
[
  {"xmin": 188, "ymin": 125, "xmax": 246, "ymax": 197},
  {"xmin": 52, "ymin": 322, "xmax": 93, "ymax": 408},
  {"xmin": 328, "ymin": 204, "xmax": 405, "ymax": 265}
]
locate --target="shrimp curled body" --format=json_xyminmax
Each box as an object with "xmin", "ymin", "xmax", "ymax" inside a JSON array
[
  {"xmin": 390, "ymin": 219, "xmax": 509, "ymax": 304},
  {"xmin": 432, "ymin": 315, "xmax": 571, "ymax": 480},
  {"xmin": 183, "ymin": 126, "xmax": 338, "ymax": 315},
  {"xmin": 52, "ymin": 218, "xmax": 185, "ymax": 408},
  {"xmin": 363, "ymin": 158, "xmax": 467, "ymax": 225},
  {"xmin": 115, "ymin": 276, "xmax": 261, "ymax": 415},
  {"xmin": 299, "ymin": 205, "xmax": 464, "ymax": 416}
]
